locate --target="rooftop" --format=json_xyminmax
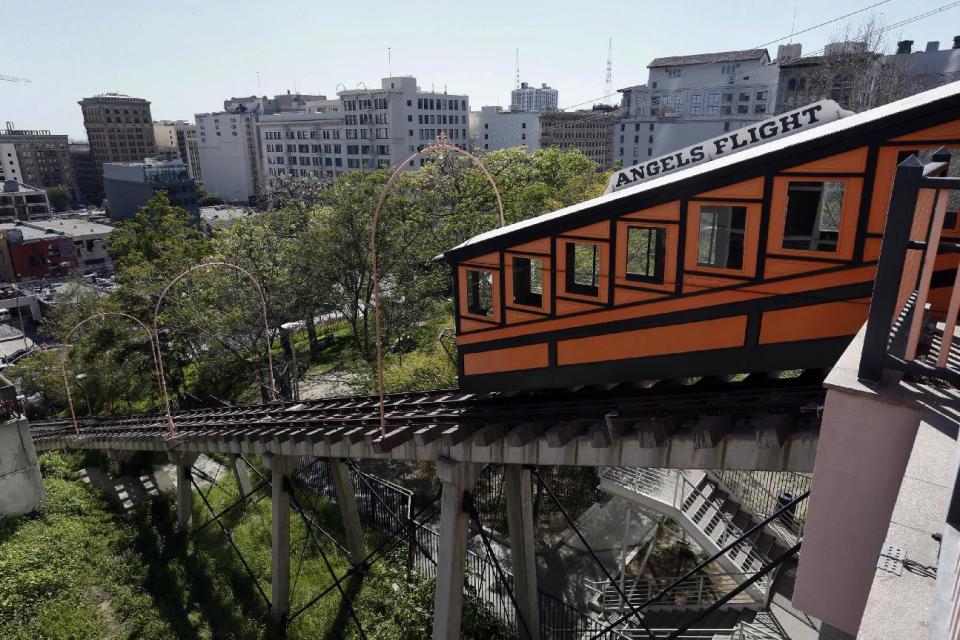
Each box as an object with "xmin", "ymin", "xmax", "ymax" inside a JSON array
[
  {"xmin": 0, "ymin": 223, "xmax": 69, "ymax": 242},
  {"xmin": 648, "ymin": 48, "xmax": 769, "ymax": 68},
  {"xmin": 23, "ymin": 219, "xmax": 113, "ymax": 239},
  {"xmin": 1, "ymin": 181, "xmax": 45, "ymax": 195}
]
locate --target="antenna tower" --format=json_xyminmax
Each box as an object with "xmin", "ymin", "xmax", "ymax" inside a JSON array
[
  {"xmin": 605, "ymin": 37, "xmax": 613, "ymax": 101},
  {"xmin": 515, "ymin": 48, "xmax": 520, "ymax": 89}
]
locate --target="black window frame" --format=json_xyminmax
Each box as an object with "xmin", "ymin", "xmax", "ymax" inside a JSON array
[
  {"xmin": 565, "ymin": 241, "xmax": 600, "ymax": 297},
  {"xmin": 781, "ymin": 180, "xmax": 846, "ymax": 252},
  {"xmin": 697, "ymin": 205, "xmax": 747, "ymax": 270},
  {"xmin": 625, "ymin": 226, "xmax": 666, "ymax": 284},
  {"xmin": 512, "ymin": 256, "xmax": 543, "ymax": 307},
  {"xmin": 466, "ymin": 269, "xmax": 494, "ymax": 317}
]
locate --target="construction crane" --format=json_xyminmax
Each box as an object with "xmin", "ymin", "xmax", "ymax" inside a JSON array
[{"xmin": 0, "ymin": 74, "xmax": 31, "ymax": 83}]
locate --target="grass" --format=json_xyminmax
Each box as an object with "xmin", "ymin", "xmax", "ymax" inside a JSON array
[{"xmin": 0, "ymin": 451, "xmax": 513, "ymax": 640}]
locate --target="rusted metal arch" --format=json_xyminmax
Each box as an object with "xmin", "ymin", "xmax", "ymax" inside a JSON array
[
  {"xmin": 59, "ymin": 311, "xmax": 162, "ymax": 436},
  {"xmin": 154, "ymin": 261, "xmax": 277, "ymax": 434},
  {"xmin": 370, "ymin": 134, "xmax": 505, "ymax": 435}
]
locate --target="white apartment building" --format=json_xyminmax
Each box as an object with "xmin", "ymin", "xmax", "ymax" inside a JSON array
[
  {"xmin": 259, "ymin": 112, "xmax": 347, "ymax": 184},
  {"xmin": 510, "ymin": 82, "xmax": 558, "ymax": 112},
  {"xmin": 614, "ymin": 49, "xmax": 779, "ymax": 167},
  {"xmin": 195, "ymin": 110, "xmax": 262, "ymax": 203},
  {"xmin": 476, "ymin": 106, "xmax": 540, "ymax": 152},
  {"xmin": 338, "ymin": 76, "xmax": 469, "ymax": 169}
]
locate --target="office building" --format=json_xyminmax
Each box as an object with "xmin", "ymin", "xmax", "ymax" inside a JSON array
[
  {"xmin": 614, "ymin": 49, "xmax": 778, "ymax": 168},
  {"xmin": 153, "ymin": 120, "xmax": 201, "ymax": 180},
  {"xmin": 68, "ymin": 143, "xmax": 99, "ymax": 204},
  {"xmin": 0, "ymin": 181, "xmax": 51, "ymax": 222},
  {"xmin": 540, "ymin": 106, "xmax": 616, "ymax": 168},
  {"xmin": 78, "ymin": 93, "xmax": 157, "ymax": 203},
  {"xmin": 510, "ymin": 82, "xmax": 558, "ymax": 113},
  {"xmin": 476, "ymin": 106, "xmax": 540, "ymax": 152},
  {"xmin": 103, "ymin": 159, "xmax": 198, "ymax": 221},
  {"xmin": 338, "ymin": 76, "xmax": 469, "ymax": 169},
  {"xmin": 259, "ymin": 111, "xmax": 346, "ymax": 184},
  {"xmin": 195, "ymin": 108, "xmax": 262, "ymax": 203},
  {"xmin": 259, "ymin": 76, "xmax": 470, "ymax": 185},
  {"xmin": 0, "ymin": 127, "xmax": 76, "ymax": 199}
]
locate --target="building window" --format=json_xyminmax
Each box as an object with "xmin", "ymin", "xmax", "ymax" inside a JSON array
[
  {"xmin": 625, "ymin": 226, "xmax": 665, "ymax": 283},
  {"xmin": 566, "ymin": 242, "xmax": 600, "ymax": 296},
  {"xmin": 698, "ymin": 205, "xmax": 747, "ymax": 270},
  {"xmin": 512, "ymin": 257, "xmax": 543, "ymax": 307},
  {"xmin": 782, "ymin": 181, "xmax": 845, "ymax": 252},
  {"xmin": 754, "ymin": 104, "xmax": 767, "ymax": 114},
  {"xmin": 466, "ymin": 269, "xmax": 494, "ymax": 316},
  {"xmin": 707, "ymin": 93, "xmax": 720, "ymax": 105},
  {"xmin": 756, "ymin": 90, "xmax": 768, "ymax": 101}
]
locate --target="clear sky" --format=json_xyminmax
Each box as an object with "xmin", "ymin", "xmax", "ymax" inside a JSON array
[{"xmin": 2, "ymin": 0, "xmax": 958, "ymax": 139}]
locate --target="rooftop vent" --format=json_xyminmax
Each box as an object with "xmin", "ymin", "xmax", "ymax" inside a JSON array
[
  {"xmin": 897, "ymin": 40, "xmax": 914, "ymax": 54},
  {"xmin": 3, "ymin": 181, "xmax": 17, "ymax": 193},
  {"xmin": 954, "ymin": 36, "xmax": 960, "ymax": 50},
  {"xmin": 926, "ymin": 41, "xmax": 940, "ymax": 53}
]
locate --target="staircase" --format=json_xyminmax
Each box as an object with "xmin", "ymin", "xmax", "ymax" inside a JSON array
[
  {"xmin": 598, "ymin": 468, "xmax": 791, "ymax": 603},
  {"xmin": 586, "ymin": 570, "xmax": 761, "ymax": 613}
]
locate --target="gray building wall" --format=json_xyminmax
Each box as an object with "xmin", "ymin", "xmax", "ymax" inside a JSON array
[
  {"xmin": 477, "ymin": 106, "xmax": 540, "ymax": 152},
  {"xmin": 103, "ymin": 162, "xmax": 199, "ymax": 221},
  {"xmin": 614, "ymin": 50, "xmax": 778, "ymax": 167}
]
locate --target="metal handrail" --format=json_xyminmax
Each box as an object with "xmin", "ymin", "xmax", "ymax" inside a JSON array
[{"xmin": 860, "ymin": 148, "xmax": 960, "ymax": 383}]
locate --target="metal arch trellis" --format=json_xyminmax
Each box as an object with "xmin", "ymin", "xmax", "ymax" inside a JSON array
[
  {"xmin": 153, "ymin": 261, "xmax": 277, "ymax": 434},
  {"xmin": 370, "ymin": 132, "xmax": 506, "ymax": 436},
  {"xmin": 58, "ymin": 311, "xmax": 163, "ymax": 436}
]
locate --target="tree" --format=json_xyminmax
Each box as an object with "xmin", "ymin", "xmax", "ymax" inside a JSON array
[
  {"xmin": 197, "ymin": 186, "xmax": 224, "ymax": 207},
  {"xmin": 45, "ymin": 186, "xmax": 70, "ymax": 212}
]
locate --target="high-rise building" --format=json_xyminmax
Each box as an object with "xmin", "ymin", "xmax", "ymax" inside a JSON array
[
  {"xmin": 338, "ymin": 76, "xmax": 469, "ymax": 169},
  {"xmin": 103, "ymin": 158, "xmax": 198, "ymax": 221},
  {"xmin": 258, "ymin": 76, "xmax": 470, "ymax": 186},
  {"xmin": 540, "ymin": 106, "xmax": 616, "ymax": 168},
  {"xmin": 614, "ymin": 49, "xmax": 779, "ymax": 168},
  {"xmin": 0, "ymin": 127, "xmax": 76, "ymax": 199},
  {"xmin": 510, "ymin": 82, "xmax": 558, "ymax": 113},
  {"xmin": 195, "ymin": 108, "xmax": 262, "ymax": 203},
  {"xmin": 78, "ymin": 93, "xmax": 158, "ymax": 202},
  {"xmin": 153, "ymin": 120, "xmax": 201, "ymax": 179},
  {"xmin": 476, "ymin": 106, "xmax": 540, "ymax": 153},
  {"xmin": 68, "ymin": 143, "xmax": 100, "ymax": 204}
]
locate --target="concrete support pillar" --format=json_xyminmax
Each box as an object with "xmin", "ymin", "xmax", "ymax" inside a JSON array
[
  {"xmin": 230, "ymin": 455, "xmax": 254, "ymax": 497},
  {"xmin": 0, "ymin": 419, "xmax": 46, "ymax": 515},
  {"xmin": 793, "ymin": 388, "xmax": 921, "ymax": 636},
  {"xmin": 265, "ymin": 453, "xmax": 296, "ymax": 632},
  {"xmin": 505, "ymin": 465, "xmax": 540, "ymax": 640},
  {"xmin": 167, "ymin": 450, "xmax": 199, "ymax": 531},
  {"xmin": 432, "ymin": 457, "xmax": 479, "ymax": 640},
  {"xmin": 330, "ymin": 458, "xmax": 367, "ymax": 566}
]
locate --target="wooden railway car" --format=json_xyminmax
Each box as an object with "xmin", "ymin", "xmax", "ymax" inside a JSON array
[{"xmin": 443, "ymin": 81, "xmax": 960, "ymax": 392}]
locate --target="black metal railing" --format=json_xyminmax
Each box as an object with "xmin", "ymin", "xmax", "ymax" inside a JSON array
[{"xmin": 859, "ymin": 147, "xmax": 960, "ymax": 385}]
